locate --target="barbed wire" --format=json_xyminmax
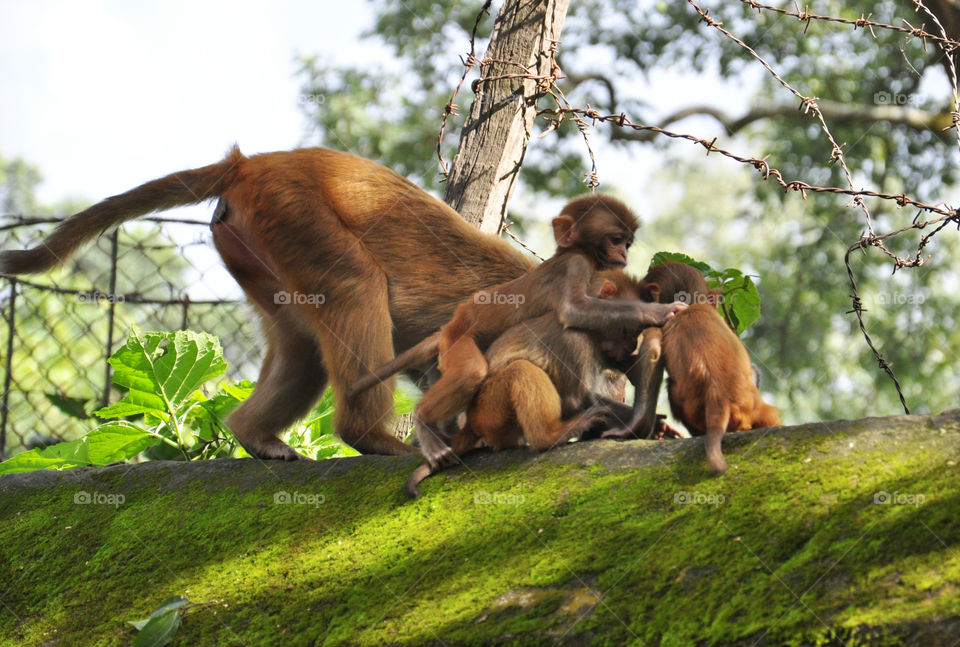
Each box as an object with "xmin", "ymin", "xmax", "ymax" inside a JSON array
[
  {"xmin": 909, "ymin": 0, "xmax": 960, "ymax": 153},
  {"xmin": 436, "ymin": 0, "xmax": 493, "ymax": 176},
  {"xmin": 689, "ymin": 0, "xmax": 877, "ymax": 234},
  {"xmin": 740, "ymin": 0, "xmax": 960, "ymax": 50}
]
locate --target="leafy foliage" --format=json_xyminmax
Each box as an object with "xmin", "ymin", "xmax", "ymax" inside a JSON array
[{"xmin": 0, "ymin": 328, "xmax": 404, "ymax": 473}]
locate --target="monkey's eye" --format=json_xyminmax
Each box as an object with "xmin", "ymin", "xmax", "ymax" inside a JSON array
[{"xmin": 611, "ymin": 235, "xmax": 625, "ymax": 246}]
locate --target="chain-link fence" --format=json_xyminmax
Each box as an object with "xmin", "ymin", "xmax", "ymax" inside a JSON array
[{"xmin": 0, "ymin": 215, "xmax": 263, "ymax": 459}]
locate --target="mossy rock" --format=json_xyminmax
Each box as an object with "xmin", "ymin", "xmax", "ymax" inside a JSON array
[{"xmin": 1, "ymin": 410, "xmax": 958, "ymax": 646}]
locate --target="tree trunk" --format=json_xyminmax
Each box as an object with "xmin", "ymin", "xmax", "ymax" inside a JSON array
[{"xmin": 443, "ymin": 0, "xmax": 570, "ymax": 233}]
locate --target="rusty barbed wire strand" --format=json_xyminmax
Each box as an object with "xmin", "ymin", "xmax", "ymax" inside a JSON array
[
  {"xmin": 740, "ymin": 0, "xmax": 960, "ymax": 50},
  {"xmin": 538, "ymin": 106, "xmax": 958, "ymax": 221},
  {"xmin": 912, "ymin": 0, "xmax": 960, "ymax": 153},
  {"xmin": 844, "ymin": 243, "xmax": 911, "ymax": 413},
  {"xmin": 436, "ymin": 0, "xmax": 494, "ymax": 176},
  {"xmin": 500, "ymin": 221, "xmax": 546, "ymax": 261},
  {"xmin": 689, "ymin": 0, "xmax": 876, "ymax": 236}
]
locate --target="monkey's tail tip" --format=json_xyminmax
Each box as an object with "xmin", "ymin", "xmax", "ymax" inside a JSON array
[
  {"xmin": 0, "ymin": 248, "xmax": 59, "ymax": 276},
  {"xmin": 404, "ymin": 463, "xmax": 434, "ymax": 499}
]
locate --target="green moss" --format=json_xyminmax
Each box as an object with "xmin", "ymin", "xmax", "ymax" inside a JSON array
[{"xmin": 1, "ymin": 414, "xmax": 958, "ymax": 646}]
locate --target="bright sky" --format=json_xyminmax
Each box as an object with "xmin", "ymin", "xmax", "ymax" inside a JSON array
[
  {"xmin": 0, "ymin": 1, "xmax": 753, "ymax": 217},
  {"xmin": 0, "ymin": 0, "xmax": 383, "ymax": 207}
]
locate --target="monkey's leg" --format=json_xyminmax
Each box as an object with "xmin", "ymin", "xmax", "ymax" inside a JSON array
[
  {"xmin": 489, "ymin": 361, "xmax": 610, "ymax": 451},
  {"xmin": 466, "ymin": 369, "xmax": 523, "ymax": 451},
  {"xmin": 703, "ymin": 403, "xmax": 730, "ymax": 474},
  {"xmin": 603, "ymin": 328, "xmax": 665, "ymax": 439},
  {"xmin": 227, "ymin": 313, "xmax": 328, "ymax": 460},
  {"xmin": 301, "ymin": 280, "xmax": 414, "ymax": 456},
  {"xmin": 415, "ymin": 333, "xmax": 489, "ymax": 468},
  {"xmin": 251, "ymin": 210, "xmax": 414, "ymax": 456}
]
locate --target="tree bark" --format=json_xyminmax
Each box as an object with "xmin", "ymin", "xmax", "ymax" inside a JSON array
[{"xmin": 443, "ymin": 0, "xmax": 570, "ymax": 234}]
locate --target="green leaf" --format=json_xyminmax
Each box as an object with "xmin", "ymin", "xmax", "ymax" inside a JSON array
[
  {"xmin": 83, "ymin": 423, "xmax": 158, "ymax": 464},
  {"xmin": 95, "ymin": 328, "xmax": 227, "ymax": 420},
  {"xmin": 128, "ymin": 596, "xmax": 189, "ymax": 643},
  {"xmin": 186, "ymin": 380, "xmax": 253, "ymax": 444},
  {"xmin": 220, "ymin": 380, "xmax": 255, "ymax": 401},
  {"xmin": 718, "ymin": 273, "xmax": 761, "ymax": 334},
  {"xmin": 649, "ymin": 251, "xmax": 713, "ymax": 273},
  {"xmin": 131, "ymin": 609, "xmax": 180, "ymax": 647},
  {"xmin": 0, "ymin": 423, "xmax": 156, "ymax": 475}
]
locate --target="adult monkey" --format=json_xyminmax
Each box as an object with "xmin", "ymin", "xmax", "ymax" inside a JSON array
[{"xmin": 0, "ymin": 147, "xmax": 663, "ymax": 460}]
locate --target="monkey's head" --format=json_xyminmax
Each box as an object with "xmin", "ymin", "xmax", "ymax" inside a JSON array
[
  {"xmin": 552, "ymin": 195, "xmax": 638, "ymax": 269},
  {"xmin": 640, "ymin": 262, "xmax": 711, "ymax": 305},
  {"xmin": 593, "ymin": 272, "xmax": 642, "ymax": 362}
]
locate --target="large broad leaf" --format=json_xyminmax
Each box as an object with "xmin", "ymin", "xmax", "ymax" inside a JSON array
[
  {"xmin": 0, "ymin": 423, "xmax": 155, "ymax": 475},
  {"xmin": 649, "ymin": 251, "xmax": 713, "ymax": 274},
  {"xmin": 96, "ymin": 328, "xmax": 227, "ymax": 420},
  {"xmin": 719, "ymin": 272, "xmax": 761, "ymax": 335}
]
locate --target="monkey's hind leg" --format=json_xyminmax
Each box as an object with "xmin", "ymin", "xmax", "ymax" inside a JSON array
[
  {"xmin": 227, "ymin": 313, "xmax": 328, "ymax": 460},
  {"xmin": 295, "ymin": 270, "xmax": 415, "ymax": 456},
  {"xmin": 703, "ymin": 402, "xmax": 730, "ymax": 475},
  {"xmin": 489, "ymin": 360, "xmax": 609, "ymax": 452},
  {"xmin": 415, "ymin": 329, "xmax": 490, "ymax": 468}
]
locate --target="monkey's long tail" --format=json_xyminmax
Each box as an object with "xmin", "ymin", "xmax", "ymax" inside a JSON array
[
  {"xmin": 0, "ymin": 147, "xmax": 243, "ymax": 275},
  {"xmin": 348, "ymin": 331, "xmax": 442, "ymax": 398},
  {"xmin": 404, "ymin": 463, "xmax": 435, "ymax": 499}
]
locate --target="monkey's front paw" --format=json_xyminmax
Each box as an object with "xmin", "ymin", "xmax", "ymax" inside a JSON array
[
  {"xmin": 422, "ymin": 443, "xmax": 461, "ymax": 470},
  {"xmin": 248, "ymin": 438, "xmax": 302, "ymax": 461},
  {"xmin": 660, "ymin": 301, "xmax": 688, "ymax": 322},
  {"xmin": 652, "ymin": 418, "xmax": 684, "ymax": 440}
]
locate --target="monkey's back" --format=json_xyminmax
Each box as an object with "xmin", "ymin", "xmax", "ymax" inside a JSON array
[
  {"xmin": 661, "ymin": 304, "xmax": 758, "ymax": 434},
  {"xmin": 223, "ymin": 147, "xmax": 536, "ymax": 344},
  {"xmin": 485, "ymin": 314, "xmax": 604, "ymax": 415}
]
